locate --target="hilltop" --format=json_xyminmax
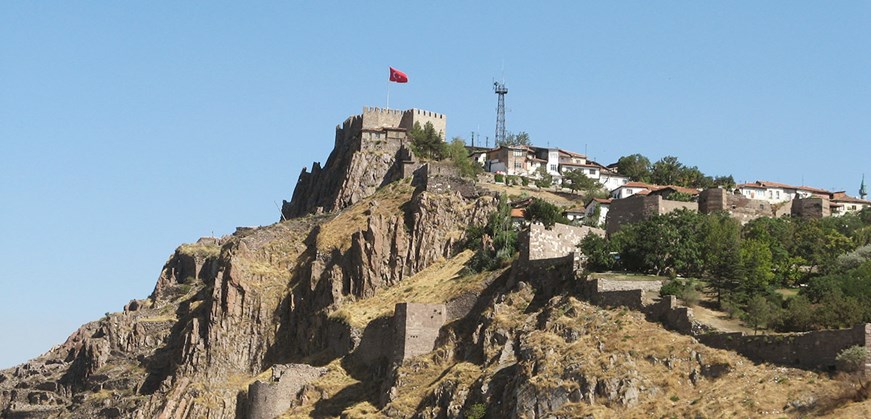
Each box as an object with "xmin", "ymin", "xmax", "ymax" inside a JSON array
[{"xmin": 2, "ymin": 106, "xmax": 870, "ymax": 418}]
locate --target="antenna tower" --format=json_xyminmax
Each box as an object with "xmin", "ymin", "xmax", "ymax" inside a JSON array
[{"xmin": 493, "ymin": 81, "xmax": 508, "ymax": 145}]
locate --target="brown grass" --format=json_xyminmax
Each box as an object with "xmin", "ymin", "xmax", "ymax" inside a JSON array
[
  {"xmin": 316, "ymin": 179, "xmax": 415, "ymax": 253},
  {"xmin": 480, "ymin": 182, "xmax": 583, "ymax": 207},
  {"xmin": 329, "ymin": 250, "xmax": 500, "ymax": 329}
]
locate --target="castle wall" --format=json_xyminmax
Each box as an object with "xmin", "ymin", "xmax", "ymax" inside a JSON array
[
  {"xmin": 247, "ymin": 364, "xmax": 326, "ymax": 419},
  {"xmin": 697, "ymin": 188, "xmax": 773, "ymax": 223},
  {"xmin": 393, "ymin": 303, "xmax": 446, "ymax": 362},
  {"xmin": 402, "ymin": 108, "xmax": 447, "ymax": 139},
  {"xmin": 361, "ymin": 107, "xmax": 405, "ymax": 130},
  {"xmin": 519, "ymin": 222, "xmax": 604, "ymax": 263},
  {"xmin": 699, "ymin": 324, "xmax": 870, "ymax": 370},
  {"xmin": 791, "ymin": 197, "xmax": 831, "ymax": 218},
  {"xmin": 605, "ymin": 195, "xmax": 696, "ymax": 235},
  {"xmin": 411, "ymin": 163, "xmax": 479, "ymax": 198}
]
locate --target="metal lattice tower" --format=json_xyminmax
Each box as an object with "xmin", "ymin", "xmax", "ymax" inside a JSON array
[{"xmin": 493, "ymin": 81, "xmax": 508, "ymax": 145}]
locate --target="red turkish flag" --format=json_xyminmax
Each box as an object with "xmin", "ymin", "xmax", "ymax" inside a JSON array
[{"xmin": 389, "ymin": 67, "xmax": 408, "ymax": 83}]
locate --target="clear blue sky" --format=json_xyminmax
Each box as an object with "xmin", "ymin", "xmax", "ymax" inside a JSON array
[{"xmin": 1, "ymin": 2, "xmax": 869, "ymax": 368}]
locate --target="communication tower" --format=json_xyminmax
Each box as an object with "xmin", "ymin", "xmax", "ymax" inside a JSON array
[{"xmin": 493, "ymin": 81, "xmax": 508, "ymax": 145}]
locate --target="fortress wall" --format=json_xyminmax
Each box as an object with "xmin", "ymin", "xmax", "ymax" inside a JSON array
[
  {"xmin": 699, "ymin": 324, "xmax": 870, "ymax": 370},
  {"xmin": 698, "ymin": 188, "xmax": 773, "ymax": 223},
  {"xmin": 247, "ymin": 364, "xmax": 326, "ymax": 419},
  {"xmin": 791, "ymin": 197, "xmax": 830, "ymax": 218},
  {"xmin": 393, "ymin": 303, "xmax": 446, "ymax": 362},
  {"xmin": 361, "ymin": 106, "xmax": 405, "ymax": 130},
  {"xmin": 401, "ymin": 108, "xmax": 447, "ymax": 139},
  {"xmin": 519, "ymin": 222, "xmax": 604, "ymax": 263}
]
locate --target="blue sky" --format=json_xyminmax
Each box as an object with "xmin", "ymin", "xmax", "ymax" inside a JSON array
[{"xmin": 1, "ymin": 2, "xmax": 869, "ymax": 368}]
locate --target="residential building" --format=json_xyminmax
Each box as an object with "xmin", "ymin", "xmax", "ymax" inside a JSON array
[{"xmin": 584, "ymin": 198, "xmax": 611, "ymax": 228}]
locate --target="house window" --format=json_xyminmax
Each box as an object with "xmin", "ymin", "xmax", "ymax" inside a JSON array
[
  {"xmin": 588, "ymin": 169, "xmax": 595, "ymax": 175},
  {"xmin": 776, "ymin": 191, "xmax": 780, "ymax": 199},
  {"xmin": 550, "ymin": 164, "xmax": 557, "ymax": 171},
  {"xmin": 513, "ymin": 150, "xmax": 523, "ymax": 157},
  {"xmin": 514, "ymin": 162, "xmax": 522, "ymax": 169}
]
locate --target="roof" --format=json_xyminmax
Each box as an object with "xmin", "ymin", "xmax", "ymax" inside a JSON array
[
  {"xmin": 510, "ymin": 208, "xmax": 526, "ymax": 218},
  {"xmin": 831, "ymin": 195, "xmax": 871, "ymax": 204},
  {"xmin": 561, "ymin": 162, "xmax": 597, "ymax": 167},
  {"xmin": 557, "ymin": 148, "xmax": 587, "ymax": 159},
  {"xmin": 592, "ymin": 198, "xmax": 613, "ymax": 204},
  {"xmin": 737, "ymin": 180, "xmax": 831, "ymax": 196},
  {"xmin": 615, "ymin": 182, "xmax": 699, "ymax": 196}
]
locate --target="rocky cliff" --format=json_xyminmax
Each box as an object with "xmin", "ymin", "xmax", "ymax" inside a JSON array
[{"xmin": 3, "ymin": 108, "xmax": 870, "ymax": 418}]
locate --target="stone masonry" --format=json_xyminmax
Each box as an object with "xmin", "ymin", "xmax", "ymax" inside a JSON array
[
  {"xmin": 247, "ymin": 363, "xmax": 327, "ymax": 419},
  {"xmin": 697, "ymin": 188, "xmax": 776, "ymax": 223},
  {"xmin": 605, "ymin": 195, "xmax": 696, "ymax": 235},
  {"xmin": 791, "ymin": 196, "xmax": 831, "ymax": 218},
  {"xmin": 519, "ymin": 222, "xmax": 605, "ymax": 264},
  {"xmin": 393, "ymin": 302, "xmax": 446, "ymax": 362}
]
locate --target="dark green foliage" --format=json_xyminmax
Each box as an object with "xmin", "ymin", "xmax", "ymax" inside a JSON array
[
  {"xmin": 494, "ymin": 173, "xmax": 504, "ymax": 183},
  {"xmin": 613, "ymin": 209, "xmax": 706, "ymax": 276},
  {"xmin": 660, "ymin": 278, "xmax": 702, "ymax": 306},
  {"xmin": 409, "ymin": 121, "xmax": 446, "ymax": 159},
  {"xmin": 774, "ymin": 294, "xmax": 815, "ymax": 332},
  {"xmin": 534, "ymin": 166, "xmax": 553, "ymax": 188},
  {"xmin": 616, "ymin": 154, "xmax": 652, "ymax": 182},
  {"xmin": 498, "ymin": 131, "xmax": 531, "ymax": 146},
  {"xmin": 743, "ymin": 294, "xmax": 779, "ymax": 334},
  {"xmin": 524, "ymin": 198, "xmax": 568, "ymax": 229},
  {"xmin": 579, "ymin": 234, "xmax": 615, "ymax": 272},
  {"xmin": 563, "ymin": 169, "xmax": 602, "ymax": 196},
  {"xmin": 465, "ymin": 403, "xmax": 487, "ymax": 419},
  {"xmin": 465, "ymin": 194, "xmax": 518, "ymax": 272},
  {"xmin": 445, "ymin": 138, "xmax": 483, "ymax": 178}
]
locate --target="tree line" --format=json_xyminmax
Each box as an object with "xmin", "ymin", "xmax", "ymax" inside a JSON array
[{"xmin": 581, "ymin": 208, "xmax": 871, "ymax": 332}]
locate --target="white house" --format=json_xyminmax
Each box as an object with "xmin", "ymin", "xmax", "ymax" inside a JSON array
[
  {"xmin": 736, "ymin": 181, "xmax": 831, "ymax": 203},
  {"xmin": 584, "ymin": 198, "xmax": 611, "ymax": 228}
]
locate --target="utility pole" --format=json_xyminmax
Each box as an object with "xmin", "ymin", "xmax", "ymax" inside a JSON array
[{"xmin": 494, "ymin": 81, "xmax": 508, "ymax": 146}]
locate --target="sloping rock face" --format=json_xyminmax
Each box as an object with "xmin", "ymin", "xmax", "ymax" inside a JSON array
[
  {"xmin": 1, "ymin": 125, "xmax": 494, "ymax": 417},
  {"xmin": 281, "ymin": 112, "xmax": 416, "ymax": 219}
]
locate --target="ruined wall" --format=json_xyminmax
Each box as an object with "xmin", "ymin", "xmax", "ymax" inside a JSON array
[
  {"xmin": 393, "ymin": 303, "xmax": 446, "ymax": 362},
  {"xmin": 582, "ymin": 278, "xmax": 663, "ymax": 310},
  {"xmin": 411, "ymin": 163, "xmax": 479, "ymax": 198},
  {"xmin": 791, "ymin": 197, "xmax": 831, "ymax": 218},
  {"xmin": 519, "ymin": 222, "xmax": 605, "ymax": 263},
  {"xmin": 247, "ymin": 364, "xmax": 326, "ymax": 419},
  {"xmin": 697, "ymin": 188, "xmax": 773, "ymax": 223},
  {"xmin": 699, "ymin": 324, "xmax": 871, "ymax": 370},
  {"xmin": 645, "ymin": 295, "xmax": 700, "ymax": 335}
]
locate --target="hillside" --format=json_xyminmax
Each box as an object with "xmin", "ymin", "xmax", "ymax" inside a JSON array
[{"xmin": 2, "ymin": 107, "xmax": 869, "ymax": 418}]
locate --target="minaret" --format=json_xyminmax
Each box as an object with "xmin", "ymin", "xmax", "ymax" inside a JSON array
[{"xmin": 860, "ymin": 174, "xmax": 867, "ymax": 200}]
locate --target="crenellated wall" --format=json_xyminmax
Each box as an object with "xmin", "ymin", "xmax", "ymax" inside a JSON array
[{"xmin": 605, "ymin": 195, "xmax": 696, "ymax": 235}]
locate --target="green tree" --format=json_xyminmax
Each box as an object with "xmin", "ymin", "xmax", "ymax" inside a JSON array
[
  {"xmin": 534, "ymin": 166, "xmax": 553, "ymax": 188},
  {"xmin": 702, "ymin": 213, "xmax": 744, "ymax": 306},
  {"xmin": 409, "ymin": 121, "xmax": 446, "ymax": 159},
  {"xmin": 775, "ymin": 294, "xmax": 815, "ymax": 332},
  {"xmin": 740, "ymin": 239, "xmax": 775, "ymax": 292},
  {"xmin": 445, "ymin": 138, "xmax": 482, "ymax": 178},
  {"xmin": 499, "ymin": 131, "xmax": 531, "ymax": 146},
  {"xmin": 743, "ymin": 294, "xmax": 777, "ymax": 334},
  {"xmin": 651, "ymin": 156, "xmax": 684, "ymax": 185},
  {"xmin": 616, "ymin": 154, "xmax": 651, "ymax": 182},
  {"xmin": 563, "ymin": 169, "xmax": 602, "ymax": 196},
  {"xmin": 524, "ymin": 198, "xmax": 568, "ymax": 229},
  {"xmin": 835, "ymin": 345, "xmax": 870, "ymax": 399},
  {"xmin": 579, "ymin": 234, "xmax": 615, "ymax": 272}
]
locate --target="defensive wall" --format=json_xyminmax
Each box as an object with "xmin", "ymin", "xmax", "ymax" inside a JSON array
[
  {"xmin": 361, "ymin": 107, "xmax": 447, "ymax": 140},
  {"xmin": 393, "ymin": 302, "xmax": 447, "ymax": 362},
  {"xmin": 791, "ymin": 196, "xmax": 831, "ymax": 218},
  {"xmin": 411, "ymin": 162, "xmax": 479, "ymax": 198},
  {"xmin": 605, "ymin": 195, "xmax": 696, "ymax": 235},
  {"xmin": 697, "ymin": 188, "xmax": 775, "ymax": 223},
  {"xmin": 518, "ymin": 222, "xmax": 605, "ymax": 266},
  {"xmin": 247, "ymin": 364, "xmax": 327, "ymax": 419},
  {"xmin": 578, "ymin": 276, "xmax": 871, "ymax": 371}
]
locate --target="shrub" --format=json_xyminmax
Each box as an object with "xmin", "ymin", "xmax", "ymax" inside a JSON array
[
  {"xmin": 524, "ymin": 198, "xmax": 568, "ymax": 229},
  {"xmin": 494, "ymin": 173, "xmax": 504, "ymax": 183},
  {"xmin": 465, "ymin": 403, "xmax": 487, "ymax": 419},
  {"xmin": 660, "ymin": 278, "xmax": 701, "ymax": 306}
]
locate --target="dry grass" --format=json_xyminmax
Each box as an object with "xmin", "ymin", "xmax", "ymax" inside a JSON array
[
  {"xmin": 480, "ymin": 182, "xmax": 583, "ymax": 207},
  {"xmin": 178, "ymin": 242, "xmax": 221, "ymax": 258},
  {"xmin": 591, "ymin": 272, "xmax": 668, "ymax": 282},
  {"xmin": 280, "ymin": 359, "xmax": 368, "ymax": 418},
  {"xmin": 329, "ymin": 250, "xmax": 500, "ymax": 329},
  {"xmin": 501, "ymin": 297, "xmax": 850, "ymax": 418},
  {"xmin": 316, "ymin": 179, "xmax": 415, "ymax": 253}
]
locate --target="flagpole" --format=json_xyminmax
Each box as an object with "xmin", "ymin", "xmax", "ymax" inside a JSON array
[{"xmin": 386, "ymin": 80, "xmax": 390, "ymax": 110}]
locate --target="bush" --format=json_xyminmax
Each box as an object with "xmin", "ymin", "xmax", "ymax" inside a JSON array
[
  {"xmin": 524, "ymin": 198, "xmax": 568, "ymax": 229},
  {"xmin": 660, "ymin": 278, "xmax": 701, "ymax": 306},
  {"xmin": 445, "ymin": 138, "xmax": 483, "ymax": 178},
  {"xmin": 494, "ymin": 173, "xmax": 504, "ymax": 183},
  {"xmin": 409, "ymin": 121, "xmax": 446, "ymax": 159},
  {"xmin": 836, "ymin": 345, "xmax": 869, "ymax": 373},
  {"xmin": 465, "ymin": 403, "xmax": 486, "ymax": 419}
]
